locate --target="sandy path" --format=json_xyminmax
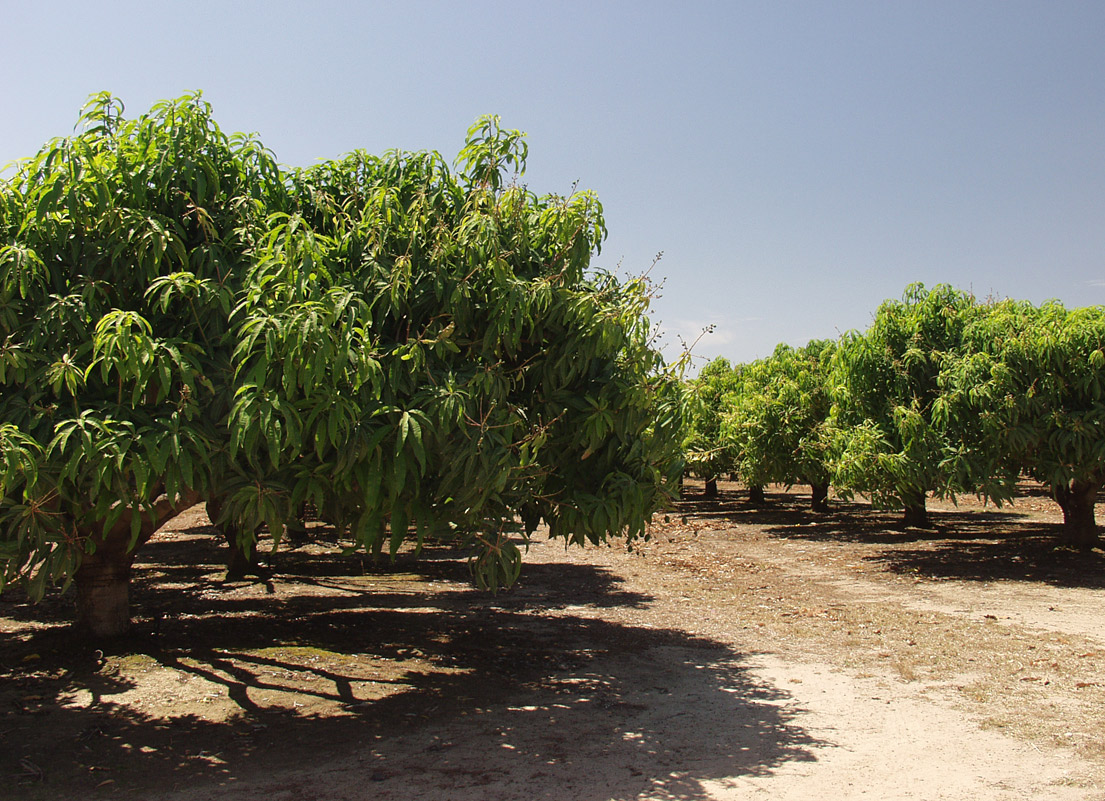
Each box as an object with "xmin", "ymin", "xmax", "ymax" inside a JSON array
[
  {"xmin": 730, "ymin": 657, "xmax": 1088, "ymax": 800},
  {"xmin": 192, "ymin": 653, "xmax": 1091, "ymax": 801}
]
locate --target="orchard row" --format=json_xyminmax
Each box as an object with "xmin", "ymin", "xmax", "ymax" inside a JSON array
[{"xmin": 683, "ymin": 283, "xmax": 1105, "ymax": 546}]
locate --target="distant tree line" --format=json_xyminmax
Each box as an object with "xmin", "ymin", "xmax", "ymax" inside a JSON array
[{"xmin": 683, "ymin": 283, "xmax": 1105, "ymax": 548}]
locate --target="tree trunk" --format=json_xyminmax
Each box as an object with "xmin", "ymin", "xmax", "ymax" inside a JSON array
[
  {"xmin": 748, "ymin": 484, "xmax": 765, "ymax": 505},
  {"xmin": 73, "ymin": 491, "xmax": 201, "ymax": 638},
  {"xmin": 225, "ymin": 529, "xmax": 257, "ymax": 579},
  {"xmin": 1052, "ymin": 480, "xmax": 1101, "ymax": 549},
  {"xmin": 74, "ymin": 541, "xmax": 135, "ymax": 639},
  {"xmin": 901, "ymin": 490, "xmax": 929, "ymax": 528},
  {"xmin": 902, "ymin": 503, "xmax": 928, "ymax": 528},
  {"xmin": 206, "ymin": 498, "xmax": 261, "ymax": 580},
  {"xmin": 811, "ymin": 482, "xmax": 830, "ymax": 513},
  {"xmin": 704, "ymin": 477, "xmax": 718, "ymax": 498},
  {"xmin": 285, "ymin": 503, "xmax": 310, "ymax": 547}
]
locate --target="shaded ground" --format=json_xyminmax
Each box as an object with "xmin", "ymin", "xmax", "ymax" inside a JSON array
[{"xmin": 2, "ymin": 482, "xmax": 1104, "ymax": 799}]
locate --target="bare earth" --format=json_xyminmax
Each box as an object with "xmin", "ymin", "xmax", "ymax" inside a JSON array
[{"xmin": 3, "ymin": 481, "xmax": 1105, "ymax": 800}]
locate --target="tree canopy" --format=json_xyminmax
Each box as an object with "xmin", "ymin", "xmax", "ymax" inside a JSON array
[
  {"xmin": 0, "ymin": 94, "xmax": 684, "ymax": 637},
  {"xmin": 682, "ymin": 357, "xmax": 742, "ymax": 495},
  {"xmin": 944, "ymin": 299, "xmax": 1105, "ymax": 546},
  {"xmin": 828, "ymin": 283, "xmax": 981, "ymax": 526},
  {"xmin": 723, "ymin": 340, "xmax": 835, "ymax": 510}
]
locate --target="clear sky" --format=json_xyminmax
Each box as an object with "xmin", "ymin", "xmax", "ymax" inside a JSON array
[{"xmin": 4, "ymin": 1, "xmax": 1103, "ymax": 368}]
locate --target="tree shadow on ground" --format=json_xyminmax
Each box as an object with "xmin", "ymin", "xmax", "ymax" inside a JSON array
[
  {"xmin": 859, "ymin": 527, "xmax": 1105, "ymax": 589},
  {"xmin": 675, "ymin": 484, "xmax": 776, "ymax": 518},
  {"xmin": 675, "ymin": 486, "xmax": 914, "ymax": 537},
  {"xmin": 700, "ymin": 489, "xmax": 1105, "ymax": 590},
  {"xmin": 2, "ymin": 534, "xmax": 827, "ymax": 801}
]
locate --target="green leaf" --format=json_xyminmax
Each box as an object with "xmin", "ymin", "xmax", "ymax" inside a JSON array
[{"xmin": 388, "ymin": 504, "xmax": 408, "ymax": 558}]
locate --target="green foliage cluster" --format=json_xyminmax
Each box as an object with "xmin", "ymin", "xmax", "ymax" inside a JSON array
[
  {"xmin": 685, "ymin": 283, "xmax": 1105, "ymax": 545},
  {"xmin": 944, "ymin": 299, "xmax": 1105, "ymax": 541},
  {"xmin": 724, "ymin": 340, "xmax": 834, "ymax": 509},
  {"xmin": 829, "ymin": 283, "xmax": 981, "ymax": 521},
  {"xmin": 0, "ymin": 94, "xmax": 683, "ymax": 634},
  {"xmin": 681, "ymin": 357, "xmax": 742, "ymax": 484}
]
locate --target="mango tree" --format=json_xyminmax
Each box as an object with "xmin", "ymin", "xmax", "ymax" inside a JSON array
[
  {"xmin": 723, "ymin": 340, "xmax": 835, "ymax": 511},
  {"xmin": 945, "ymin": 300, "xmax": 1105, "ymax": 547},
  {"xmin": 682, "ymin": 357, "xmax": 742, "ymax": 497},
  {"xmin": 829, "ymin": 283, "xmax": 981, "ymax": 526},
  {"xmin": 0, "ymin": 96, "xmax": 684, "ymax": 638},
  {"xmin": 0, "ymin": 94, "xmax": 284, "ymax": 636}
]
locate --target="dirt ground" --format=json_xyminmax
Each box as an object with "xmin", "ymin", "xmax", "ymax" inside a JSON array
[{"xmin": 3, "ymin": 481, "xmax": 1105, "ymax": 800}]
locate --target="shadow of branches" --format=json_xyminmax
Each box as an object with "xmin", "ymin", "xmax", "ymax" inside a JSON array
[
  {"xmin": 1, "ymin": 521, "xmax": 826, "ymax": 800},
  {"xmin": 678, "ymin": 486, "xmax": 1105, "ymax": 590}
]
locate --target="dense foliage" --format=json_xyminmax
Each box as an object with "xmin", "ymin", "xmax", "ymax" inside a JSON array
[
  {"xmin": 723, "ymin": 340, "xmax": 835, "ymax": 510},
  {"xmin": 0, "ymin": 95, "xmax": 684, "ymax": 637},
  {"xmin": 945, "ymin": 300, "xmax": 1105, "ymax": 545},
  {"xmin": 687, "ymin": 283, "xmax": 1105, "ymax": 546},
  {"xmin": 826, "ymin": 284, "xmax": 982, "ymax": 526},
  {"xmin": 682, "ymin": 357, "xmax": 741, "ymax": 495}
]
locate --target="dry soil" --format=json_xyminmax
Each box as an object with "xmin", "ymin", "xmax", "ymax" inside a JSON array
[{"xmin": 3, "ymin": 481, "xmax": 1105, "ymax": 800}]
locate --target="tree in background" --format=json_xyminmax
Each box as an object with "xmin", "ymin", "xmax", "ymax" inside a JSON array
[
  {"xmin": 0, "ymin": 96, "xmax": 684, "ymax": 637},
  {"xmin": 944, "ymin": 300, "xmax": 1105, "ymax": 547},
  {"xmin": 682, "ymin": 357, "xmax": 741, "ymax": 497},
  {"xmin": 724, "ymin": 340, "xmax": 835, "ymax": 511},
  {"xmin": 829, "ymin": 284, "xmax": 981, "ymax": 526}
]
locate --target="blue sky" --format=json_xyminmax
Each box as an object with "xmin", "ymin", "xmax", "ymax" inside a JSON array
[{"xmin": 4, "ymin": 1, "xmax": 1103, "ymax": 368}]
